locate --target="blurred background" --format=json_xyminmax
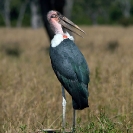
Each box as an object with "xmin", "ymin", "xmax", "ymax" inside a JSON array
[
  {"xmin": 1, "ymin": 0, "xmax": 133, "ymax": 132},
  {"xmin": 0, "ymin": 0, "xmax": 133, "ymax": 28}
]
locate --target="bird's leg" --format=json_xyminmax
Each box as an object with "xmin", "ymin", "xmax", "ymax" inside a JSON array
[
  {"xmin": 62, "ymin": 86, "xmax": 66, "ymax": 132},
  {"xmin": 72, "ymin": 109, "xmax": 76, "ymax": 132}
]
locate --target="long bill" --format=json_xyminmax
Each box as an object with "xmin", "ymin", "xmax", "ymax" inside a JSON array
[{"xmin": 58, "ymin": 15, "xmax": 85, "ymax": 37}]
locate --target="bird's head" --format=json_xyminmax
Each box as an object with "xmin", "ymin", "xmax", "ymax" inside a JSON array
[{"xmin": 47, "ymin": 10, "xmax": 85, "ymax": 37}]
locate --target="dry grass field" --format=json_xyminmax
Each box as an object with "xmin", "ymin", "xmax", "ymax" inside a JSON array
[{"xmin": 0, "ymin": 26, "xmax": 133, "ymax": 132}]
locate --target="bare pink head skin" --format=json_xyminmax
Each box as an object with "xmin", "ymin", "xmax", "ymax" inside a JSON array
[
  {"xmin": 47, "ymin": 10, "xmax": 85, "ymax": 37},
  {"xmin": 47, "ymin": 10, "xmax": 63, "ymax": 35}
]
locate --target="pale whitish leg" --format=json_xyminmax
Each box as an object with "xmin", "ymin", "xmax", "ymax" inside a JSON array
[
  {"xmin": 72, "ymin": 109, "xmax": 76, "ymax": 132},
  {"xmin": 62, "ymin": 86, "xmax": 66, "ymax": 133}
]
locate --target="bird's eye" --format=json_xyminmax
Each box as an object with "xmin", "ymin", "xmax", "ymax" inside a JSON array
[{"xmin": 51, "ymin": 14, "xmax": 57, "ymax": 18}]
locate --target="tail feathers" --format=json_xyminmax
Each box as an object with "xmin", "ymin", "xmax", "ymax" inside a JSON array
[
  {"xmin": 56, "ymin": 72, "xmax": 89, "ymax": 110},
  {"xmin": 72, "ymin": 97, "xmax": 89, "ymax": 110},
  {"xmin": 71, "ymin": 84, "xmax": 89, "ymax": 110}
]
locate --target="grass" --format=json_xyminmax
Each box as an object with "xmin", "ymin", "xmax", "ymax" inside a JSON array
[{"xmin": 0, "ymin": 26, "xmax": 133, "ymax": 132}]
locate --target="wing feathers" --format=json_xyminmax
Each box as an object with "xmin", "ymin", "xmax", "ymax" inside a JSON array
[{"xmin": 50, "ymin": 39, "xmax": 89, "ymax": 110}]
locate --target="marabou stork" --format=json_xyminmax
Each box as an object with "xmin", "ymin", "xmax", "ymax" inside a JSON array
[{"xmin": 47, "ymin": 10, "xmax": 89, "ymax": 132}]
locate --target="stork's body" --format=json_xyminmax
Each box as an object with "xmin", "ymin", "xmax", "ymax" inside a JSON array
[
  {"xmin": 47, "ymin": 10, "xmax": 89, "ymax": 132},
  {"xmin": 50, "ymin": 37, "xmax": 89, "ymax": 109}
]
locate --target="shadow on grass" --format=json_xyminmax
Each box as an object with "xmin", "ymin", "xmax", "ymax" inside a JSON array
[
  {"xmin": 106, "ymin": 40, "xmax": 119, "ymax": 53},
  {"xmin": 36, "ymin": 129, "xmax": 71, "ymax": 133},
  {"xmin": 0, "ymin": 42, "xmax": 22, "ymax": 57}
]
